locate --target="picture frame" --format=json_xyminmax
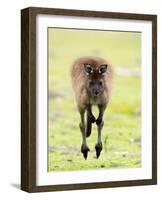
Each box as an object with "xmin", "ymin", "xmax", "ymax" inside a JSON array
[{"xmin": 21, "ymin": 7, "xmax": 157, "ymax": 192}]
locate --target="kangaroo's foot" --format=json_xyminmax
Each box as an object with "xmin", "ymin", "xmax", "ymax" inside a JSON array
[
  {"xmin": 95, "ymin": 142, "xmax": 103, "ymax": 159},
  {"xmin": 81, "ymin": 144, "xmax": 90, "ymax": 160}
]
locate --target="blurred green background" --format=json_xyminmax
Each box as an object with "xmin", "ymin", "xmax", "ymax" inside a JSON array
[{"xmin": 48, "ymin": 28, "xmax": 141, "ymax": 172}]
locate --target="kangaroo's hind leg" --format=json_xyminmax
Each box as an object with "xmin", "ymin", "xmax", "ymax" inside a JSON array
[
  {"xmin": 95, "ymin": 105, "xmax": 106, "ymax": 158},
  {"xmin": 79, "ymin": 108, "xmax": 90, "ymax": 159},
  {"xmin": 95, "ymin": 121, "xmax": 104, "ymax": 158}
]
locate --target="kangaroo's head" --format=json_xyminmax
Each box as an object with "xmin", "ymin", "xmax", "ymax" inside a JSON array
[{"xmin": 84, "ymin": 63, "xmax": 108, "ymax": 98}]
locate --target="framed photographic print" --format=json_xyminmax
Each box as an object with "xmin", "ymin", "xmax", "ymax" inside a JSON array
[{"xmin": 21, "ymin": 7, "xmax": 157, "ymax": 192}]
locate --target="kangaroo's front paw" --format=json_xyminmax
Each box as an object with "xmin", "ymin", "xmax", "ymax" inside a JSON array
[
  {"xmin": 96, "ymin": 118, "xmax": 103, "ymax": 126},
  {"xmin": 89, "ymin": 115, "xmax": 95, "ymax": 123},
  {"xmin": 81, "ymin": 144, "xmax": 90, "ymax": 160},
  {"xmin": 95, "ymin": 142, "xmax": 103, "ymax": 158}
]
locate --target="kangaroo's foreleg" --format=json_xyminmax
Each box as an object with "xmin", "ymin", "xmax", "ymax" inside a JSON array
[
  {"xmin": 95, "ymin": 105, "xmax": 106, "ymax": 158},
  {"xmin": 85, "ymin": 105, "xmax": 95, "ymax": 138},
  {"xmin": 96, "ymin": 104, "xmax": 106, "ymax": 125},
  {"xmin": 86, "ymin": 105, "xmax": 95, "ymax": 123},
  {"xmin": 79, "ymin": 108, "xmax": 90, "ymax": 159}
]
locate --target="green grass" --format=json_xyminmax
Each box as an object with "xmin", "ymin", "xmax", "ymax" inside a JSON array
[{"xmin": 48, "ymin": 28, "xmax": 141, "ymax": 172}]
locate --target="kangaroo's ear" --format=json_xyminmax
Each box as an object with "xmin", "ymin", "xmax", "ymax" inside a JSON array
[
  {"xmin": 84, "ymin": 64, "xmax": 93, "ymax": 75},
  {"xmin": 99, "ymin": 64, "xmax": 108, "ymax": 75}
]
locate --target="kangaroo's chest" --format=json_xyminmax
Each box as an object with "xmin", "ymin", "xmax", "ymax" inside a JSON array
[{"xmin": 90, "ymin": 97, "xmax": 101, "ymax": 105}]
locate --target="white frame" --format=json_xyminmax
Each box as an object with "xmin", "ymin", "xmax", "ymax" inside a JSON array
[{"xmin": 36, "ymin": 14, "xmax": 152, "ymax": 186}]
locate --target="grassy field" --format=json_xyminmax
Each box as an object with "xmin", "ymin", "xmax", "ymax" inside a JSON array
[{"xmin": 48, "ymin": 28, "xmax": 141, "ymax": 172}]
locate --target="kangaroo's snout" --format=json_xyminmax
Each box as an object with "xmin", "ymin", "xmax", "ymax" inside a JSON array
[
  {"xmin": 87, "ymin": 80, "xmax": 103, "ymax": 98},
  {"xmin": 93, "ymin": 89, "xmax": 99, "ymax": 96}
]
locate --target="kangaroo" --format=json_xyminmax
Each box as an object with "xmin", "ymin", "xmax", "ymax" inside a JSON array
[{"xmin": 71, "ymin": 56, "xmax": 113, "ymax": 159}]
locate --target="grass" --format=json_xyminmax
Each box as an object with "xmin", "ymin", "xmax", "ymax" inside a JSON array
[{"xmin": 48, "ymin": 28, "xmax": 141, "ymax": 172}]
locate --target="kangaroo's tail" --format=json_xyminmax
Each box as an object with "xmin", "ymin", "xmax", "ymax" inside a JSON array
[{"xmin": 86, "ymin": 112, "xmax": 92, "ymax": 137}]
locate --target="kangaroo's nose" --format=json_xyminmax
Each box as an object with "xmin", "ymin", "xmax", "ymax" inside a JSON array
[{"xmin": 94, "ymin": 91, "xmax": 99, "ymax": 96}]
